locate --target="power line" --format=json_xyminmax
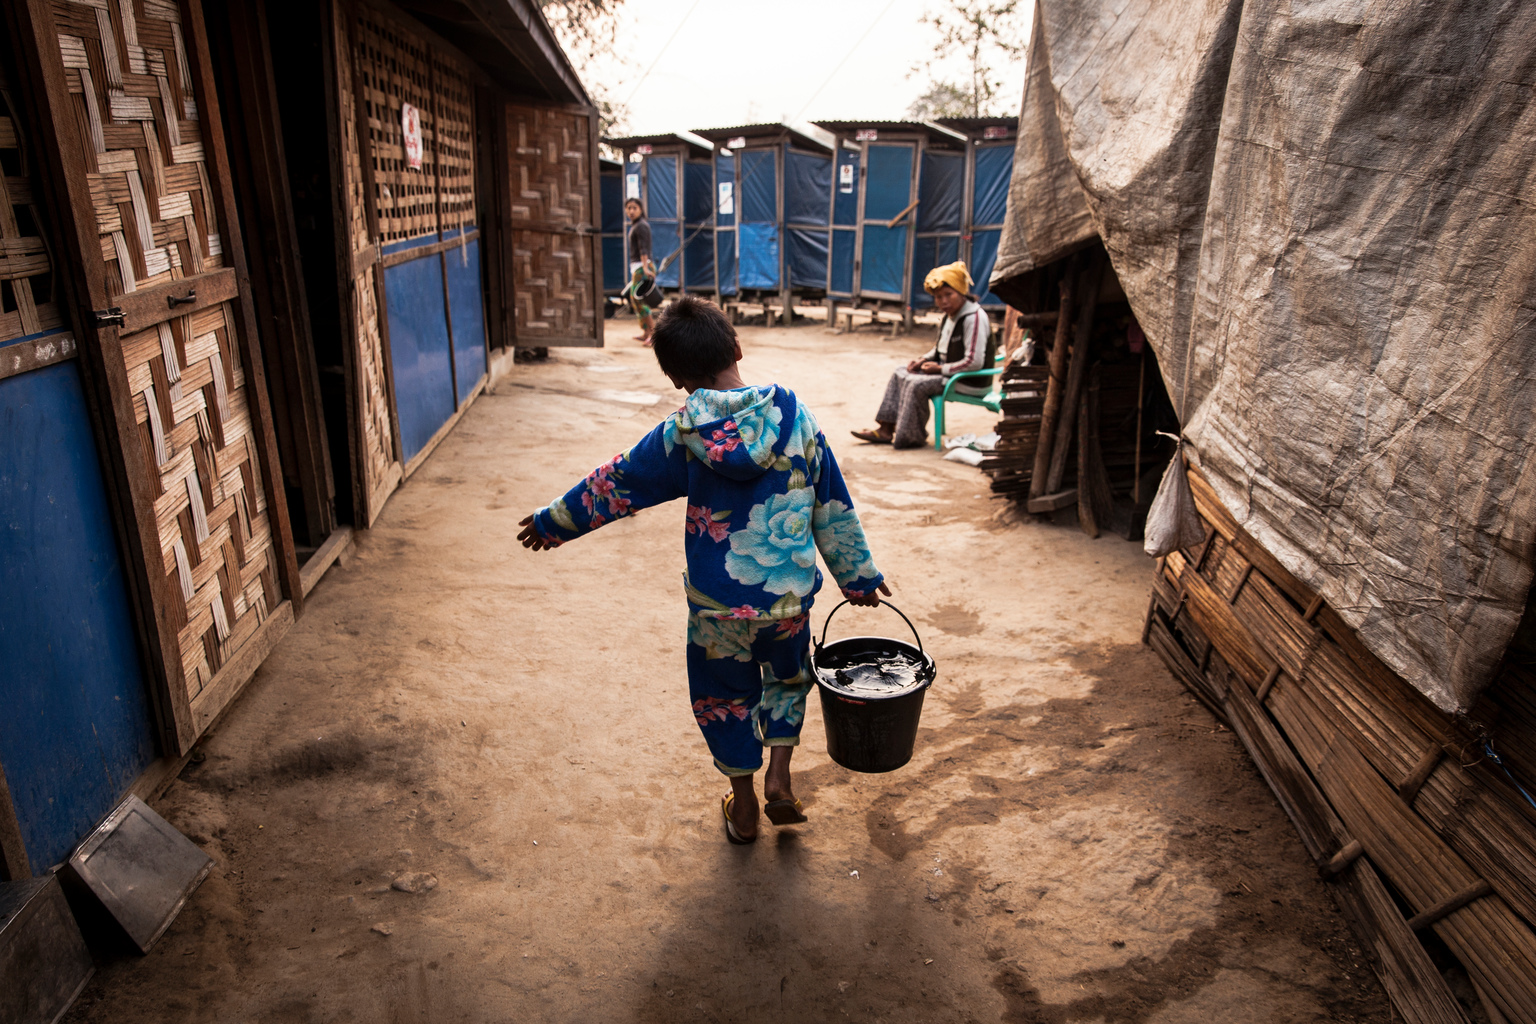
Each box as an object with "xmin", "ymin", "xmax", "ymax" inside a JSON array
[
  {"xmin": 622, "ymin": 0, "xmax": 707, "ymax": 107},
  {"xmin": 789, "ymin": 0, "xmax": 902, "ymax": 124}
]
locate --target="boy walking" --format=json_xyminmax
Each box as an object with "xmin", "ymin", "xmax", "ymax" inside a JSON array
[{"xmin": 518, "ymin": 297, "xmax": 888, "ymax": 844}]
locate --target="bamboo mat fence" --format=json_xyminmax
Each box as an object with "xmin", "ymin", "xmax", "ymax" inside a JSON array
[{"xmin": 1146, "ymin": 462, "xmax": 1536, "ymax": 1024}]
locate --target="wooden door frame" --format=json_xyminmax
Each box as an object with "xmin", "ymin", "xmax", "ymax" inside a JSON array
[
  {"xmin": 8, "ymin": 0, "xmax": 300, "ymax": 756},
  {"xmin": 205, "ymin": 0, "xmax": 338, "ymax": 549}
]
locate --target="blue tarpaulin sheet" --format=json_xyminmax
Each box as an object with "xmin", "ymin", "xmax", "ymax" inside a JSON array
[
  {"xmin": 860, "ymin": 145, "xmax": 913, "ymax": 296},
  {"xmin": 863, "ymin": 145, "xmax": 912, "ymax": 219},
  {"xmin": 830, "ymin": 229, "xmax": 855, "ymax": 294},
  {"xmin": 969, "ymin": 228, "xmax": 1004, "ymax": 305},
  {"xmin": 787, "ymin": 228, "xmax": 828, "ymax": 289},
  {"xmin": 686, "ymin": 228, "xmax": 715, "ymax": 289},
  {"xmin": 716, "ymin": 231, "xmax": 738, "ymax": 296},
  {"xmin": 646, "ymin": 156, "xmax": 677, "ymax": 220},
  {"xmin": 714, "ymin": 154, "xmax": 736, "ymax": 228},
  {"xmin": 910, "ymin": 234, "xmax": 961, "ymax": 308},
  {"xmin": 603, "ymin": 236, "xmax": 624, "ymax": 290},
  {"xmin": 861, "ymin": 224, "xmax": 907, "ymax": 296},
  {"xmin": 684, "ymin": 161, "xmax": 713, "ymax": 225},
  {"xmin": 740, "ymin": 150, "xmax": 776, "ymax": 224},
  {"xmin": 785, "ymin": 150, "xmax": 830, "ymax": 226},
  {"xmin": 601, "ymin": 172, "xmax": 623, "ymax": 233},
  {"xmin": 972, "ymin": 145, "xmax": 1012, "ymax": 226},
  {"xmin": 739, "ymin": 222, "xmax": 779, "ymax": 289},
  {"xmin": 917, "ymin": 151, "xmax": 963, "ymax": 232},
  {"xmin": 653, "ymin": 220, "xmax": 681, "ymax": 287},
  {"xmin": 833, "ymin": 148, "xmax": 859, "ymax": 227}
]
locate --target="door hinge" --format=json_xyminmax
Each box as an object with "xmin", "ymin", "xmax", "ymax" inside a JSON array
[{"xmin": 92, "ymin": 306, "xmax": 126, "ymax": 328}]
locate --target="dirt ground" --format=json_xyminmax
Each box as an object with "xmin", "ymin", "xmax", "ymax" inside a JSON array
[{"xmin": 63, "ymin": 317, "xmax": 1393, "ymax": 1023}]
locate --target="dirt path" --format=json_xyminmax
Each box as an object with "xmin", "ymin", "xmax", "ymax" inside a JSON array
[{"xmin": 63, "ymin": 320, "xmax": 1391, "ymax": 1023}]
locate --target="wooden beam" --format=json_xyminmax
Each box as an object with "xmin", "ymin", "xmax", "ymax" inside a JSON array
[
  {"xmin": 1028, "ymin": 267, "xmax": 1076, "ymax": 501},
  {"xmin": 0, "ymin": 330, "xmax": 77, "ymax": 381},
  {"xmin": 1045, "ymin": 257, "xmax": 1105, "ymax": 494}
]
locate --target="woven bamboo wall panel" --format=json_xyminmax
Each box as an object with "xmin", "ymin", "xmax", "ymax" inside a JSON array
[
  {"xmin": 0, "ymin": 70, "xmax": 67, "ymax": 346},
  {"xmin": 353, "ymin": 262, "xmax": 395, "ymax": 511},
  {"xmin": 511, "ymin": 229, "xmax": 594, "ymax": 340},
  {"xmin": 122, "ymin": 303, "xmax": 279, "ymax": 695},
  {"xmin": 353, "ymin": 9, "xmax": 477, "ymax": 245},
  {"xmin": 50, "ymin": 0, "xmax": 222, "ymax": 294},
  {"xmin": 505, "ymin": 105, "xmax": 590, "ymax": 228},
  {"xmin": 431, "ymin": 52, "xmax": 475, "ymax": 238},
  {"xmin": 334, "ymin": 3, "xmax": 399, "ymax": 515},
  {"xmin": 49, "ymin": 0, "xmax": 279, "ymax": 700}
]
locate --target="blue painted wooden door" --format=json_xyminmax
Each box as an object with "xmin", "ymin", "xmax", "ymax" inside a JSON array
[
  {"xmin": 0, "ymin": 351, "xmax": 157, "ymax": 872},
  {"xmin": 382, "ymin": 235, "xmax": 488, "ymax": 464}
]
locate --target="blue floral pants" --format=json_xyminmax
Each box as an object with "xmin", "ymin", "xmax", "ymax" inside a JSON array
[{"xmin": 686, "ymin": 610, "xmax": 814, "ymax": 776}]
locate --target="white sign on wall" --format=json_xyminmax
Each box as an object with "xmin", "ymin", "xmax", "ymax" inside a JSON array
[
  {"xmin": 717, "ymin": 182, "xmax": 734, "ymax": 216},
  {"xmin": 401, "ymin": 102, "xmax": 423, "ymax": 170},
  {"xmin": 625, "ymin": 173, "xmax": 640, "ymax": 199},
  {"xmin": 855, "ymin": 128, "xmax": 878, "ymax": 142},
  {"xmin": 838, "ymin": 163, "xmax": 855, "ymax": 194}
]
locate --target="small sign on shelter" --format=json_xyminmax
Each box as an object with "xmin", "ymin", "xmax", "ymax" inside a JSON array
[
  {"xmin": 401, "ymin": 102, "xmax": 423, "ymax": 169},
  {"xmin": 855, "ymin": 128, "xmax": 878, "ymax": 141}
]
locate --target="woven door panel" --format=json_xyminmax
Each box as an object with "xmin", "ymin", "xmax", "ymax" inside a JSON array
[
  {"xmin": 0, "ymin": 70, "xmax": 67, "ymax": 345},
  {"xmin": 334, "ymin": 4, "xmax": 398, "ymax": 519},
  {"xmin": 506, "ymin": 104, "xmax": 596, "ymax": 342},
  {"xmin": 50, "ymin": 0, "xmax": 278, "ymax": 700}
]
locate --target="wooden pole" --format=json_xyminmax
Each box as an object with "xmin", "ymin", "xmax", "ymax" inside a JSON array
[
  {"xmin": 1133, "ymin": 348, "xmax": 1146, "ymax": 505},
  {"xmin": 1077, "ymin": 365, "xmax": 1113, "ymax": 537},
  {"xmin": 1045, "ymin": 257, "xmax": 1106, "ymax": 494},
  {"xmin": 1027, "ymin": 262, "xmax": 1077, "ymax": 501}
]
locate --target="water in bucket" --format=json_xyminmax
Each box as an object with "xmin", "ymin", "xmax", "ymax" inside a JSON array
[{"xmin": 811, "ymin": 602, "xmax": 936, "ymax": 773}]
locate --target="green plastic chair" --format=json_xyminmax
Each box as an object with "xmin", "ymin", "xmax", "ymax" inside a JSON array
[{"xmin": 930, "ymin": 351, "xmax": 1006, "ymax": 449}]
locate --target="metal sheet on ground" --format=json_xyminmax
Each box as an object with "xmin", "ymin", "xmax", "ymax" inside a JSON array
[{"xmin": 65, "ymin": 795, "xmax": 212, "ymax": 953}]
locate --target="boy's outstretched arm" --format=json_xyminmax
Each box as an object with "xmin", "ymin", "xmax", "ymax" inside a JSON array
[
  {"xmin": 519, "ymin": 417, "xmax": 688, "ymax": 551},
  {"xmin": 808, "ymin": 432, "xmax": 888, "ymax": 604}
]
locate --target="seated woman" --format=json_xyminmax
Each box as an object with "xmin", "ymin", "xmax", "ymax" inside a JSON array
[{"xmin": 852, "ymin": 262, "xmax": 995, "ymax": 449}]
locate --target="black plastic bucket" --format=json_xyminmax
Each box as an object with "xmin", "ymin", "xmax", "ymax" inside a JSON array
[{"xmin": 811, "ymin": 601, "xmax": 937, "ymax": 773}]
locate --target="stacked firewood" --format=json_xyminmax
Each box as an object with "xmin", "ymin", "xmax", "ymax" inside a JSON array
[{"xmin": 985, "ymin": 248, "xmax": 1176, "ymax": 537}]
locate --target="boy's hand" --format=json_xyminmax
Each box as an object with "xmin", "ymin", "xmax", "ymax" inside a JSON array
[
  {"xmin": 517, "ymin": 514, "xmax": 552, "ymax": 551},
  {"xmin": 920, "ymin": 361, "xmax": 942, "ymax": 374},
  {"xmin": 846, "ymin": 582, "xmax": 891, "ymax": 608}
]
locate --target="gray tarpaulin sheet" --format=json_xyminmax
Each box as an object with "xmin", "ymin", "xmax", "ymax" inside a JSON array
[{"xmin": 992, "ymin": 0, "xmax": 1536, "ymax": 712}]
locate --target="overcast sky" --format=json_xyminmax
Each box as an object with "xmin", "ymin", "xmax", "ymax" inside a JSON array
[{"xmin": 579, "ymin": 0, "xmax": 1033, "ymax": 138}]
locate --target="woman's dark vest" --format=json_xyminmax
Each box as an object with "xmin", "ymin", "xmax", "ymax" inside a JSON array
[{"xmin": 939, "ymin": 308, "xmax": 996, "ymax": 369}]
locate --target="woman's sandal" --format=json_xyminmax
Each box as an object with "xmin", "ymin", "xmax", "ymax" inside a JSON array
[
  {"xmin": 722, "ymin": 794, "xmax": 757, "ymax": 845},
  {"xmin": 850, "ymin": 429, "xmax": 892, "ymax": 444},
  {"xmin": 764, "ymin": 797, "xmax": 808, "ymax": 826}
]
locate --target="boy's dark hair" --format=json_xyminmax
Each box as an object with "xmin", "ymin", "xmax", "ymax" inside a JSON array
[
  {"xmin": 625, "ymin": 198, "xmax": 644, "ymax": 216},
  {"xmin": 651, "ymin": 295, "xmax": 737, "ymax": 382}
]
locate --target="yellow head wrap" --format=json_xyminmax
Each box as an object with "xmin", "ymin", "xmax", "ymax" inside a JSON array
[{"xmin": 923, "ymin": 261, "xmax": 973, "ymax": 296}]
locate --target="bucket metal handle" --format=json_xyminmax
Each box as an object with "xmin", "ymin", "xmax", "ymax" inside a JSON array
[{"xmin": 817, "ymin": 600, "xmax": 925, "ymax": 657}]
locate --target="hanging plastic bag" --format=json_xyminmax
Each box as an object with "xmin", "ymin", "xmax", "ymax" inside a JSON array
[{"xmin": 1143, "ymin": 439, "xmax": 1206, "ymax": 557}]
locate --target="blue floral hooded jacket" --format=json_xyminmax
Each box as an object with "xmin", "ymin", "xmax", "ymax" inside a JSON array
[{"xmin": 532, "ymin": 385, "xmax": 884, "ymax": 619}]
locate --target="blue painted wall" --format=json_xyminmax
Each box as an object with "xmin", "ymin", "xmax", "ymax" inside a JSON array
[
  {"xmin": 444, "ymin": 238, "xmax": 487, "ymax": 405},
  {"xmin": 383, "ymin": 251, "xmax": 456, "ymax": 462},
  {"xmin": 0, "ymin": 351, "xmax": 157, "ymax": 871}
]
